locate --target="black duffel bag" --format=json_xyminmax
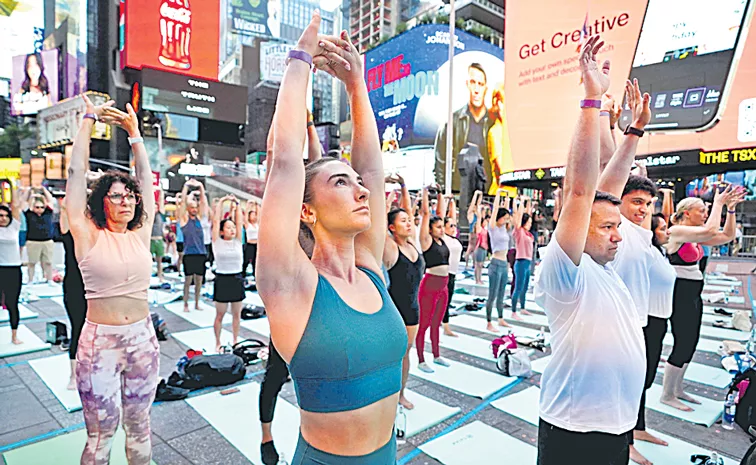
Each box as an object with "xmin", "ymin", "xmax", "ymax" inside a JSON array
[{"xmin": 180, "ymin": 354, "xmax": 245, "ymax": 390}]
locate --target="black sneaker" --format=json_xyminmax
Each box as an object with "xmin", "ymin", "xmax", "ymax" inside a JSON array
[
  {"xmin": 714, "ymin": 308, "xmax": 733, "ymax": 316},
  {"xmin": 261, "ymin": 441, "xmax": 280, "ymax": 465}
]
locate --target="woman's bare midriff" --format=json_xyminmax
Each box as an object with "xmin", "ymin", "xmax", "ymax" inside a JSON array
[
  {"xmin": 491, "ymin": 250, "xmax": 509, "ymax": 261},
  {"xmin": 299, "ymin": 393, "xmax": 399, "ymax": 455},
  {"xmin": 425, "ymin": 265, "xmax": 449, "ymax": 277},
  {"xmin": 86, "ymin": 296, "xmax": 150, "ymax": 325}
]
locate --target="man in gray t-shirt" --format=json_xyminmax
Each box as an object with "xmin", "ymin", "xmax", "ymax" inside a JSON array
[{"xmin": 150, "ymin": 188, "xmax": 166, "ymax": 281}]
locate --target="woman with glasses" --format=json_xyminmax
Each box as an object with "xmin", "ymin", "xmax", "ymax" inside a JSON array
[
  {"xmin": 66, "ymin": 95, "xmax": 158, "ymax": 465},
  {"xmin": 0, "ymin": 181, "xmax": 23, "ymax": 345}
]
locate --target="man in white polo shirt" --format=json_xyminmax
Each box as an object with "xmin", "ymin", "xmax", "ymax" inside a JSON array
[
  {"xmin": 534, "ymin": 34, "xmax": 645, "ymax": 465},
  {"xmin": 596, "ymin": 78, "xmax": 666, "ymax": 465}
]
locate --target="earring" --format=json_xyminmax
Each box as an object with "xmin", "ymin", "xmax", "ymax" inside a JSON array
[{"xmin": 312, "ymin": 216, "xmax": 317, "ymax": 226}]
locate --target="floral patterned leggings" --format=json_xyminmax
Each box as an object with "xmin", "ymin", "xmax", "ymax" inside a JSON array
[{"xmin": 76, "ymin": 317, "xmax": 160, "ymax": 465}]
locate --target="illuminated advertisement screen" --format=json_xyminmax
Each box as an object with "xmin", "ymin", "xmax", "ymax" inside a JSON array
[
  {"xmin": 120, "ymin": 0, "xmax": 221, "ymax": 80},
  {"xmin": 364, "ymin": 24, "xmax": 505, "ymax": 199},
  {"xmin": 230, "ymin": 0, "xmax": 282, "ymax": 39},
  {"xmin": 11, "ymin": 50, "xmax": 59, "ymax": 116},
  {"xmin": 139, "ymin": 68, "xmax": 247, "ymax": 124},
  {"xmin": 0, "ymin": 1, "xmax": 44, "ymax": 80},
  {"xmin": 504, "ymin": 0, "xmax": 756, "ymax": 172}
]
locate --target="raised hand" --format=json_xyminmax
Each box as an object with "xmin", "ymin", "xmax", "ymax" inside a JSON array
[
  {"xmin": 713, "ymin": 183, "xmax": 733, "ymax": 205},
  {"xmin": 579, "ymin": 35, "xmax": 609, "ymax": 99},
  {"xmin": 81, "ymin": 94, "xmax": 114, "ymax": 120},
  {"xmin": 295, "ymin": 10, "xmax": 323, "ymax": 58},
  {"xmin": 726, "ymin": 186, "xmax": 746, "ymax": 210},
  {"xmin": 625, "ymin": 78, "xmax": 651, "ymax": 129},
  {"xmin": 101, "ymin": 104, "xmax": 140, "ymax": 137},
  {"xmin": 313, "ymin": 31, "xmax": 364, "ymax": 91}
]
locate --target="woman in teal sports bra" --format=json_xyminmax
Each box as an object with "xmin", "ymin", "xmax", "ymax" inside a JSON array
[{"xmin": 257, "ymin": 12, "xmax": 406, "ymax": 465}]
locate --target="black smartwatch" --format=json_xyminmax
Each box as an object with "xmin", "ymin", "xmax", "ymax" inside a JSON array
[{"xmin": 624, "ymin": 126, "xmax": 644, "ymax": 138}]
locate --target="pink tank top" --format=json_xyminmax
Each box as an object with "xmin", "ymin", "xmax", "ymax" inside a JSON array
[{"xmin": 79, "ymin": 229, "xmax": 152, "ymax": 300}]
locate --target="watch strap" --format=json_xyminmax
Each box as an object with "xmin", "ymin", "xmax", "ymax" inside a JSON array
[
  {"xmin": 83, "ymin": 113, "xmax": 98, "ymax": 122},
  {"xmin": 579, "ymin": 99, "xmax": 602, "ymax": 109},
  {"xmin": 286, "ymin": 50, "xmax": 313, "ymax": 68},
  {"xmin": 624, "ymin": 126, "xmax": 644, "ymax": 138}
]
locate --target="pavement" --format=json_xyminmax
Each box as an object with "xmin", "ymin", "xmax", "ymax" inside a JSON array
[{"xmin": 1, "ymin": 257, "xmax": 754, "ymax": 464}]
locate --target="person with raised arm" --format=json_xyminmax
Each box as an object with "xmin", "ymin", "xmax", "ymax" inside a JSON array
[
  {"xmin": 660, "ymin": 184, "xmax": 744, "ymax": 412},
  {"xmin": 150, "ymin": 187, "xmax": 167, "ymax": 282},
  {"xmin": 384, "ymin": 173, "xmax": 425, "ymax": 410},
  {"xmin": 534, "ymin": 35, "xmax": 644, "ymax": 464},
  {"xmin": 484, "ymin": 188, "xmax": 513, "ymax": 331},
  {"xmin": 510, "ymin": 194, "xmax": 535, "ymax": 319},
  {"xmin": 66, "ymin": 95, "xmax": 158, "ymax": 464},
  {"xmin": 439, "ymin": 195, "xmax": 461, "ymax": 337},
  {"xmin": 24, "ymin": 184, "xmax": 56, "ymax": 282},
  {"xmin": 464, "ymin": 190, "xmax": 483, "ymax": 269},
  {"xmin": 256, "ymin": 12, "xmax": 405, "ymax": 463},
  {"xmin": 177, "ymin": 178, "xmax": 208, "ymax": 312},
  {"xmin": 0, "ymin": 180, "xmax": 23, "ymax": 345},
  {"xmin": 595, "ymin": 78, "xmax": 667, "ymax": 465}
]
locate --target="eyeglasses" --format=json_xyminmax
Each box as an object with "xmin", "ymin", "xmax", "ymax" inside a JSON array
[
  {"xmin": 448, "ymin": 224, "xmax": 457, "ymax": 228},
  {"xmin": 106, "ymin": 192, "xmax": 141, "ymax": 205}
]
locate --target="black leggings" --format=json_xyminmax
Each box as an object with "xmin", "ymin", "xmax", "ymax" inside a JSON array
[
  {"xmin": 668, "ymin": 278, "xmax": 704, "ymax": 367},
  {"xmin": 63, "ymin": 279, "xmax": 87, "ymax": 359},
  {"xmin": 244, "ymin": 243, "xmax": 258, "ymax": 277},
  {"xmin": 444, "ymin": 273, "xmax": 456, "ymax": 324},
  {"xmin": 259, "ymin": 343, "xmax": 290, "ymax": 424},
  {"xmin": 0, "ymin": 266, "xmax": 22, "ymax": 330},
  {"xmin": 633, "ymin": 316, "xmax": 668, "ymax": 436}
]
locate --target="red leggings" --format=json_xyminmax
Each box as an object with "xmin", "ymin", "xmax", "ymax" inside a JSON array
[{"xmin": 416, "ymin": 274, "xmax": 449, "ymax": 363}]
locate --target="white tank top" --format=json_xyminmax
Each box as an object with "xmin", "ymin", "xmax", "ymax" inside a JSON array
[
  {"xmin": 246, "ymin": 223, "xmax": 258, "ymax": 241},
  {"xmin": 212, "ymin": 239, "xmax": 243, "ymax": 274}
]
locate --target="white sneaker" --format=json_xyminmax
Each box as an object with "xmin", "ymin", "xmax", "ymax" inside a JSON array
[
  {"xmin": 417, "ymin": 362, "xmax": 434, "ymax": 373},
  {"xmin": 433, "ymin": 357, "xmax": 451, "ymax": 367}
]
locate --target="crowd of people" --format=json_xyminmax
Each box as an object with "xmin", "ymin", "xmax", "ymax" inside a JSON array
[{"xmin": 0, "ymin": 19, "xmax": 749, "ymax": 465}]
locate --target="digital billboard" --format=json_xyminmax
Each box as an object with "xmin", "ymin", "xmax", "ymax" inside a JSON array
[
  {"xmin": 0, "ymin": 0, "xmax": 44, "ymax": 80},
  {"xmin": 137, "ymin": 68, "xmax": 247, "ymax": 124},
  {"xmin": 230, "ymin": 0, "xmax": 282, "ymax": 39},
  {"xmin": 11, "ymin": 50, "xmax": 59, "ymax": 116},
  {"xmin": 364, "ymin": 24, "xmax": 505, "ymax": 216},
  {"xmin": 120, "ymin": 0, "xmax": 221, "ymax": 80},
  {"xmin": 504, "ymin": 0, "xmax": 756, "ymax": 172}
]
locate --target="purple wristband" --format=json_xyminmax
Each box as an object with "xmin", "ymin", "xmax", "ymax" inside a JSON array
[
  {"xmin": 286, "ymin": 50, "xmax": 313, "ymax": 68},
  {"xmin": 599, "ymin": 110, "xmax": 610, "ymax": 117},
  {"xmin": 580, "ymin": 99, "xmax": 602, "ymax": 109}
]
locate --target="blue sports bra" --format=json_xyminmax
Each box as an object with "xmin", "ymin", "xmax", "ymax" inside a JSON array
[{"xmin": 288, "ymin": 266, "xmax": 407, "ymax": 413}]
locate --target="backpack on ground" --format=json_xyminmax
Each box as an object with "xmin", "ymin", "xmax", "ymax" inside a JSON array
[
  {"xmin": 179, "ymin": 354, "xmax": 246, "ymax": 390},
  {"xmin": 46, "ymin": 321, "xmax": 67, "ymax": 345},
  {"xmin": 151, "ymin": 312, "xmax": 168, "ymax": 341},
  {"xmin": 727, "ymin": 367, "xmax": 756, "ymax": 434},
  {"xmin": 241, "ymin": 305, "xmax": 265, "ymax": 320},
  {"xmin": 496, "ymin": 348, "xmax": 532, "ymax": 377},
  {"xmin": 232, "ymin": 339, "xmax": 267, "ymax": 366}
]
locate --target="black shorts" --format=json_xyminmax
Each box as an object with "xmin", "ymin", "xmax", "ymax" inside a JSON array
[
  {"xmin": 183, "ymin": 254, "xmax": 206, "ymax": 276},
  {"xmin": 213, "ymin": 273, "xmax": 245, "ymax": 303},
  {"xmin": 177, "ymin": 242, "xmax": 185, "ymax": 253},
  {"xmin": 396, "ymin": 302, "xmax": 419, "ymax": 326}
]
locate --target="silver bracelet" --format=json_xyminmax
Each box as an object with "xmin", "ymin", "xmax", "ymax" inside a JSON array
[{"xmin": 128, "ymin": 136, "xmax": 144, "ymax": 146}]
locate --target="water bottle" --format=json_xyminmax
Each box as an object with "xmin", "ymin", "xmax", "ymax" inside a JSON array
[
  {"xmin": 722, "ymin": 393, "xmax": 736, "ymax": 430},
  {"xmin": 276, "ymin": 453, "xmax": 288, "ymax": 465},
  {"xmin": 395, "ymin": 406, "xmax": 407, "ymax": 439},
  {"xmin": 536, "ymin": 327, "xmax": 545, "ymax": 341}
]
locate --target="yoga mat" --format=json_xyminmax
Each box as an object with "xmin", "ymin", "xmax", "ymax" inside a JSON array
[
  {"xmin": 698, "ymin": 324, "xmax": 748, "ymax": 341},
  {"xmin": 186, "ymin": 382, "xmax": 300, "ymax": 465},
  {"xmin": 163, "ymin": 301, "xmax": 228, "ymax": 328},
  {"xmin": 171, "ymin": 327, "xmax": 235, "ymax": 353},
  {"xmin": 450, "ymin": 314, "xmax": 544, "ymax": 338},
  {"xmin": 240, "ymin": 317, "xmax": 271, "ymax": 337},
  {"xmin": 504, "ymin": 311, "xmax": 549, "ymax": 327},
  {"xmin": 663, "ymin": 333, "xmax": 723, "ymax": 354},
  {"xmin": 708, "ymin": 279, "xmax": 741, "ymax": 286},
  {"xmin": 645, "ymin": 384, "xmax": 722, "ymax": 427},
  {"xmin": 0, "ymin": 325, "xmax": 50, "ymax": 357},
  {"xmin": 703, "ymin": 294, "xmax": 745, "ymax": 305},
  {"xmin": 531, "ymin": 356, "xmax": 551, "ymax": 374},
  {"xmin": 451, "ymin": 294, "xmax": 542, "ymax": 312},
  {"xmin": 491, "ymin": 386, "xmax": 541, "ymax": 426},
  {"xmin": 147, "ymin": 289, "xmax": 182, "ymax": 305},
  {"xmin": 654, "ymin": 361, "xmax": 731, "ymax": 389},
  {"xmin": 427, "ymin": 331, "xmax": 496, "ymax": 361},
  {"xmin": 51, "ymin": 296, "xmax": 65, "ymax": 308},
  {"xmin": 455, "ymin": 278, "xmax": 489, "ymax": 289},
  {"xmin": 2, "ymin": 428, "xmax": 156, "ymax": 465},
  {"xmin": 701, "ymin": 312, "xmax": 732, "ymax": 325},
  {"xmin": 243, "ymin": 292, "xmax": 265, "ymax": 307},
  {"xmin": 633, "ymin": 430, "xmax": 739, "ymax": 465},
  {"xmin": 408, "ymin": 350, "xmax": 515, "ymax": 398},
  {"xmin": 400, "ymin": 389, "xmax": 461, "ymax": 438},
  {"xmin": 419, "ymin": 421, "xmax": 537, "ymax": 465},
  {"xmin": 0, "ymin": 305, "xmax": 37, "ymax": 323},
  {"xmin": 704, "ymin": 284, "xmax": 735, "ymax": 292},
  {"xmin": 23, "ymin": 282, "xmax": 64, "ymax": 298},
  {"xmin": 28, "ymin": 354, "xmax": 81, "ymax": 412}
]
